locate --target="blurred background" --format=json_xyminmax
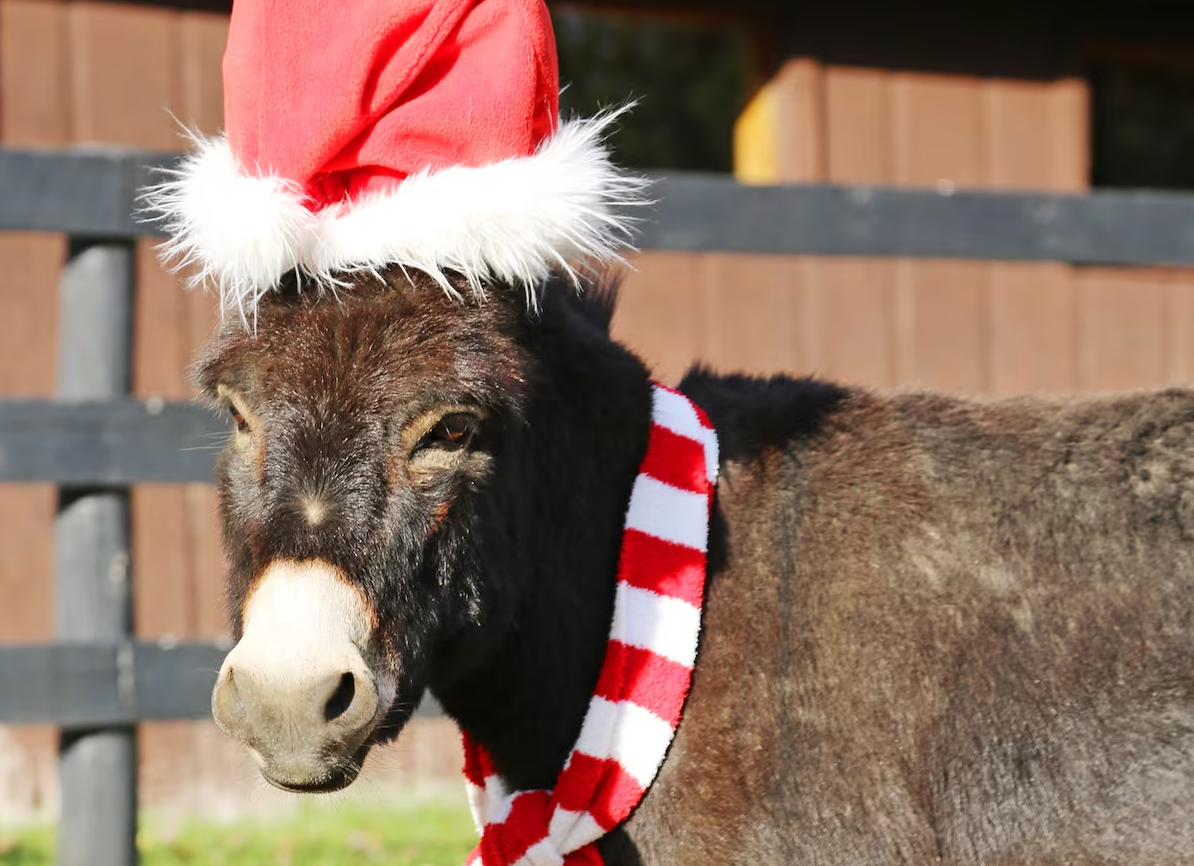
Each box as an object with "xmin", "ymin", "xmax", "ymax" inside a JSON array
[{"xmin": 2, "ymin": 0, "xmax": 1194, "ymax": 859}]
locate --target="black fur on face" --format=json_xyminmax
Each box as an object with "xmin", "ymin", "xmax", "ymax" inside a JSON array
[{"xmin": 194, "ymin": 271, "xmax": 541, "ymax": 750}]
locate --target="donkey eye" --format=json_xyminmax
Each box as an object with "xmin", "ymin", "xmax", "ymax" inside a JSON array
[
  {"xmin": 417, "ymin": 412, "xmax": 477, "ymax": 454},
  {"xmin": 228, "ymin": 403, "xmax": 250, "ymax": 434}
]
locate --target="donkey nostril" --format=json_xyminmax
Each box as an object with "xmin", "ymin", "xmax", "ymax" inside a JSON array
[
  {"xmin": 212, "ymin": 664, "xmax": 250, "ymax": 739},
  {"xmin": 324, "ymin": 672, "xmax": 356, "ymax": 722}
]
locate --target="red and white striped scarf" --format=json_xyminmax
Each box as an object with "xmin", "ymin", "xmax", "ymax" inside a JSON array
[{"xmin": 462, "ymin": 383, "xmax": 719, "ymax": 866}]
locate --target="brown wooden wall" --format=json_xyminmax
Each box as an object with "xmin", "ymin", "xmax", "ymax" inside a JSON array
[
  {"xmin": 704, "ymin": 14, "xmax": 1194, "ymax": 399},
  {"xmin": 616, "ymin": 253, "xmax": 1194, "ymax": 395},
  {"xmin": 0, "ymin": 0, "xmax": 1190, "ymax": 822},
  {"xmin": 0, "ymin": 0, "xmax": 226, "ymax": 820}
]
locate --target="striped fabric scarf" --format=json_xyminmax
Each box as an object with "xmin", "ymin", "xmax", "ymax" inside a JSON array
[{"xmin": 463, "ymin": 383, "xmax": 720, "ymax": 866}]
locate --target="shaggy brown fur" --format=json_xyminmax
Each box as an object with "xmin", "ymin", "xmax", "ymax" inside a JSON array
[
  {"xmin": 624, "ymin": 381, "xmax": 1194, "ymax": 864},
  {"xmin": 198, "ymin": 270, "xmax": 1194, "ymax": 865}
]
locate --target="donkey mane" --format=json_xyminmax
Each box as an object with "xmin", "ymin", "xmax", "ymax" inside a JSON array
[{"xmin": 426, "ymin": 269, "xmax": 656, "ymax": 790}]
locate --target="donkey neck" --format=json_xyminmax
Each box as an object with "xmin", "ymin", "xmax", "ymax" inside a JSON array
[{"xmin": 433, "ymin": 305, "xmax": 655, "ymax": 791}]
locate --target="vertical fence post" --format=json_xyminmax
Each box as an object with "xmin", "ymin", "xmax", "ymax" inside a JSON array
[{"xmin": 55, "ymin": 237, "xmax": 137, "ymax": 866}]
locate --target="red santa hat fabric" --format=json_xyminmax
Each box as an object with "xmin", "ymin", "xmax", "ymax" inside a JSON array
[{"xmin": 146, "ymin": 0, "xmax": 643, "ymax": 322}]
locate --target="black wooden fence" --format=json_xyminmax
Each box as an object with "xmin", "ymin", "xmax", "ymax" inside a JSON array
[{"xmin": 3, "ymin": 146, "xmax": 1194, "ymax": 865}]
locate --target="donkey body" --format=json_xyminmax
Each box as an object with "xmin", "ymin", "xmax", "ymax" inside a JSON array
[{"xmin": 201, "ymin": 273, "xmax": 1194, "ymax": 865}]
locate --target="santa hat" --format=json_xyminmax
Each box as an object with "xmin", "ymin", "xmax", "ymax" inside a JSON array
[{"xmin": 145, "ymin": 0, "xmax": 644, "ymax": 322}]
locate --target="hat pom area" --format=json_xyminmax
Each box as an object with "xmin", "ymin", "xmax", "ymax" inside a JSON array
[{"xmin": 143, "ymin": 108, "xmax": 649, "ymax": 323}]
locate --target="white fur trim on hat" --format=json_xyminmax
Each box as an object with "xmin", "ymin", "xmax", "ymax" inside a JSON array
[{"xmin": 141, "ymin": 109, "xmax": 648, "ymax": 325}]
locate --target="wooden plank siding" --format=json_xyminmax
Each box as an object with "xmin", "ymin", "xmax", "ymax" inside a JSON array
[
  {"xmin": 0, "ymin": 0, "xmax": 71, "ymax": 819},
  {"xmin": 617, "ymin": 61, "xmax": 1109, "ymax": 398}
]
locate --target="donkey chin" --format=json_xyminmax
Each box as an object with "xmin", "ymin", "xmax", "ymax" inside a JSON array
[{"xmin": 209, "ymin": 558, "xmax": 397, "ymax": 793}]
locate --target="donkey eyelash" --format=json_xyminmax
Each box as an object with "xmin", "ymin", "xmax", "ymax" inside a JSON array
[
  {"xmin": 414, "ymin": 412, "xmax": 479, "ymax": 455},
  {"xmin": 228, "ymin": 403, "xmax": 250, "ymax": 434},
  {"xmin": 401, "ymin": 405, "xmax": 487, "ymax": 460},
  {"xmin": 216, "ymin": 384, "xmax": 254, "ymax": 436}
]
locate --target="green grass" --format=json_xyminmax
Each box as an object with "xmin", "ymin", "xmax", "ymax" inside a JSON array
[{"xmin": 0, "ymin": 800, "xmax": 477, "ymax": 866}]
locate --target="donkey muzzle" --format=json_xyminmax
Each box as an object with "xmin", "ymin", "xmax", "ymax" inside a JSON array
[{"xmin": 210, "ymin": 558, "xmax": 387, "ymax": 792}]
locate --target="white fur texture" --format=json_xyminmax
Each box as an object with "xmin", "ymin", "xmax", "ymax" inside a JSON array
[
  {"xmin": 142, "ymin": 110, "xmax": 648, "ymax": 326},
  {"xmin": 224, "ymin": 559, "xmax": 381, "ymax": 695}
]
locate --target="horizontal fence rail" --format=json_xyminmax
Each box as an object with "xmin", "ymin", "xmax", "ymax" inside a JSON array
[
  {"xmin": 0, "ymin": 641, "xmax": 443, "ymax": 726},
  {"xmin": 4, "ymin": 147, "xmax": 1194, "ymax": 265},
  {"xmin": 644, "ymin": 176, "xmax": 1194, "ymax": 266},
  {"xmin": 0, "ymin": 642, "xmax": 230, "ymax": 726},
  {"xmin": 0, "ymin": 399, "xmax": 223, "ymax": 484},
  {"xmin": 0, "ymin": 149, "xmax": 169, "ymax": 237}
]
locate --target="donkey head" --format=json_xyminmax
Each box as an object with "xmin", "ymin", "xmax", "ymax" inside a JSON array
[
  {"xmin": 199, "ymin": 272, "xmax": 555, "ymax": 793},
  {"xmin": 199, "ymin": 268, "xmax": 641, "ymax": 794}
]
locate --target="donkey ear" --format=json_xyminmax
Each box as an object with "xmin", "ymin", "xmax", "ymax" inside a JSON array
[
  {"xmin": 524, "ymin": 267, "xmax": 624, "ymax": 335},
  {"xmin": 576, "ymin": 267, "xmax": 625, "ymax": 335}
]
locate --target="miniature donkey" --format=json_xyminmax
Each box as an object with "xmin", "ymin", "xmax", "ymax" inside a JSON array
[{"xmin": 201, "ymin": 269, "xmax": 1194, "ymax": 865}]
